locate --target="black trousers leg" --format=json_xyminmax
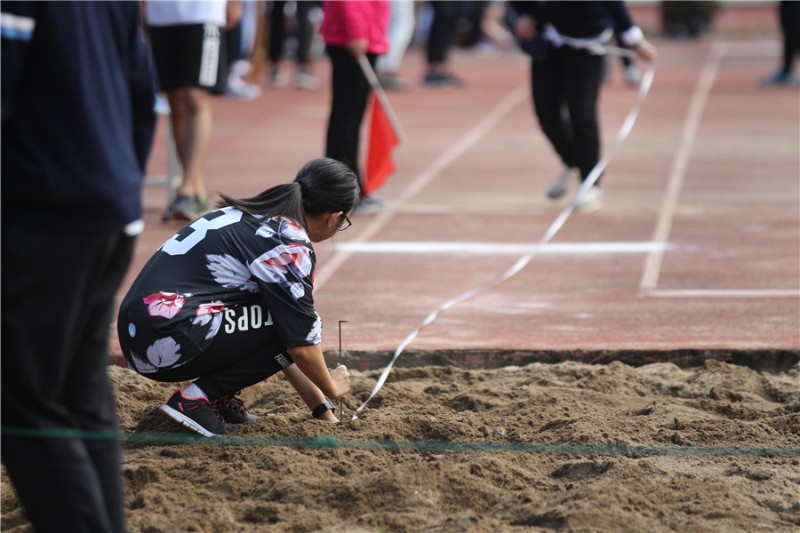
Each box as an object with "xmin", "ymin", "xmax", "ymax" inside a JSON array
[
  {"xmin": 1, "ymin": 226, "xmax": 135, "ymax": 533},
  {"xmin": 531, "ymin": 47, "xmax": 605, "ymax": 182},
  {"xmin": 268, "ymin": 0, "xmax": 287, "ymax": 64},
  {"xmin": 426, "ymin": 0, "xmax": 459, "ymax": 65},
  {"xmin": 295, "ymin": 0, "xmax": 314, "ymax": 66},
  {"xmin": 562, "ymin": 49, "xmax": 605, "ymax": 182},
  {"xmin": 325, "ymin": 45, "xmax": 376, "ymax": 189},
  {"xmin": 779, "ymin": 1, "xmax": 800, "ymax": 74},
  {"xmin": 143, "ymin": 303, "xmax": 290, "ymax": 398},
  {"xmin": 531, "ymin": 49, "xmax": 577, "ymax": 171}
]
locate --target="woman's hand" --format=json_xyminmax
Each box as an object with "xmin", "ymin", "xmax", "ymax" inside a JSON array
[
  {"xmin": 634, "ymin": 38, "xmax": 657, "ymax": 61},
  {"xmin": 514, "ymin": 15, "xmax": 536, "ymax": 42},
  {"xmin": 347, "ymin": 39, "xmax": 368, "ymax": 58},
  {"xmin": 330, "ymin": 364, "xmax": 351, "ymax": 399}
]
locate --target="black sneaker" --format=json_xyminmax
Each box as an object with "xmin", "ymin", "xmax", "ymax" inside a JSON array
[
  {"xmin": 422, "ymin": 72, "xmax": 465, "ymax": 88},
  {"xmin": 213, "ymin": 393, "xmax": 259, "ymax": 424},
  {"xmin": 159, "ymin": 390, "xmax": 231, "ymax": 437}
]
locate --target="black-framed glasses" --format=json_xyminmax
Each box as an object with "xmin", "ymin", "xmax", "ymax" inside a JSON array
[{"xmin": 338, "ymin": 214, "xmax": 352, "ymax": 231}]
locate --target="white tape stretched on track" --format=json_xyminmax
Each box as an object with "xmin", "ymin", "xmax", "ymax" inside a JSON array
[{"xmin": 352, "ymin": 45, "xmax": 656, "ymax": 420}]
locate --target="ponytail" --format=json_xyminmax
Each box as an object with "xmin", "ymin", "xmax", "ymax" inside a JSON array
[{"xmin": 217, "ymin": 158, "xmax": 359, "ymax": 228}]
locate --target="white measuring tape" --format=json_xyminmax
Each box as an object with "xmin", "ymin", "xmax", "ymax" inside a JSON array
[{"xmin": 352, "ymin": 42, "xmax": 656, "ymax": 420}]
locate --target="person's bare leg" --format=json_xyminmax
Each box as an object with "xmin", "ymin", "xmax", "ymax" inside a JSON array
[
  {"xmin": 165, "ymin": 87, "xmax": 212, "ymax": 200},
  {"xmin": 165, "ymin": 90, "xmax": 188, "ymax": 176}
]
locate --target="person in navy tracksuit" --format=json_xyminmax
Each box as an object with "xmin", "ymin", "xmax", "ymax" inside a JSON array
[
  {"xmin": 510, "ymin": 1, "xmax": 656, "ymax": 211},
  {"xmin": 1, "ymin": 2, "xmax": 156, "ymax": 531}
]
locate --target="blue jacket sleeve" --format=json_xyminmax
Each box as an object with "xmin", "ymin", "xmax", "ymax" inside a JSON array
[
  {"xmin": 127, "ymin": 8, "xmax": 157, "ymax": 173},
  {"xmin": 603, "ymin": 1, "xmax": 636, "ymax": 34}
]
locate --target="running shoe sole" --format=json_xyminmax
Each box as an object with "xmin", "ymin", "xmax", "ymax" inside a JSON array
[{"xmin": 159, "ymin": 404, "xmax": 220, "ymax": 437}]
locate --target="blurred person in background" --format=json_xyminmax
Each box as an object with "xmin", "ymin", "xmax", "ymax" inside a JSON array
[
  {"xmin": 422, "ymin": 0, "xmax": 465, "ymax": 87},
  {"xmin": 146, "ymin": 0, "xmax": 242, "ymax": 221},
  {"xmin": 511, "ymin": 0, "xmax": 656, "ymax": 212},
  {"xmin": 377, "ymin": 0, "xmax": 416, "ymax": 91},
  {"xmin": 321, "ymin": 0, "xmax": 390, "ymax": 213},
  {"xmin": 760, "ymin": 1, "xmax": 799, "ymax": 87},
  {"xmin": 1, "ymin": 2, "xmax": 156, "ymax": 531},
  {"xmin": 268, "ymin": 0, "xmax": 321, "ymax": 90}
]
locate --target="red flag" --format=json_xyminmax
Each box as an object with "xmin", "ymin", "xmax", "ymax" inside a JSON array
[{"xmin": 364, "ymin": 94, "xmax": 399, "ymax": 196}]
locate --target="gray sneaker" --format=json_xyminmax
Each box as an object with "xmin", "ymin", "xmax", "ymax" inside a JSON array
[
  {"xmin": 170, "ymin": 194, "xmax": 210, "ymax": 221},
  {"xmin": 293, "ymin": 71, "xmax": 318, "ymax": 90},
  {"xmin": 353, "ymin": 196, "xmax": 386, "ymax": 215},
  {"xmin": 547, "ymin": 167, "xmax": 578, "ymax": 199}
]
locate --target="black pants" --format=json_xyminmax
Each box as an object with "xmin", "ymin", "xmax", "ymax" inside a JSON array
[
  {"xmin": 779, "ymin": 0, "xmax": 799, "ymax": 75},
  {"xmin": 269, "ymin": 0, "xmax": 315, "ymax": 65},
  {"xmin": 530, "ymin": 45, "xmax": 606, "ymax": 182},
  {"xmin": 325, "ymin": 45, "xmax": 377, "ymax": 191},
  {"xmin": 1, "ymin": 226, "xmax": 136, "ymax": 533},
  {"xmin": 426, "ymin": 0, "xmax": 459, "ymax": 65},
  {"xmin": 136, "ymin": 303, "xmax": 291, "ymax": 399}
]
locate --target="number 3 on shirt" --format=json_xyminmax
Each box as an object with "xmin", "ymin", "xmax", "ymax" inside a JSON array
[{"xmin": 161, "ymin": 209, "xmax": 243, "ymax": 256}]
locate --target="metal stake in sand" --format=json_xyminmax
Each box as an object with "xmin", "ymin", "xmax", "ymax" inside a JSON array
[{"xmin": 337, "ymin": 320, "xmax": 348, "ymax": 420}]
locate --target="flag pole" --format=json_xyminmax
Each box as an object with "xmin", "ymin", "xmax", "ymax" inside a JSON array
[{"xmin": 358, "ymin": 55, "xmax": 406, "ymax": 142}]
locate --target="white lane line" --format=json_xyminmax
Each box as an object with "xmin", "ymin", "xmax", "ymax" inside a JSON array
[
  {"xmin": 314, "ymin": 85, "xmax": 529, "ymax": 290},
  {"xmin": 639, "ymin": 43, "xmax": 724, "ymax": 292},
  {"xmin": 336, "ymin": 241, "xmax": 670, "ymax": 255},
  {"xmin": 649, "ymin": 289, "xmax": 799, "ymax": 298},
  {"xmin": 718, "ymin": 40, "xmax": 780, "ymax": 56}
]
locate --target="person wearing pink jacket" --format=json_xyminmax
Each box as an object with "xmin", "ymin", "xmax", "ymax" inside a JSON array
[{"xmin": 321, "ymin": 0, "xmax": 389, "ymax": 214}]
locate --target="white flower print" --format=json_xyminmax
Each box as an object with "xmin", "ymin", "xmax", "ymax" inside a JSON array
[
  {"xmin": 127, "ymin": 349, "xmax": 156, "ymax": 374},
  {"xmin": 145, "ymin": 337, "xmax": 182, "ymax": 369},
  {"xmin": 249, "ymin": 243, "xmax": 313, "ymax": 300},
  {"xmin": 207, "ymin": 254, "xmax": 258, "ymax": 292},
  {"xmin": 143, "ymin": 291, "xmax": 185, "ymax": 319},
  {"xmin": 256, "ymin": 216, "xmax": 308, "ymax": 242},
  {"xmin": 306, "ymin": 313, "xmax": 322, "ymax": 344},
  {"xmin": 193, "ymin": 302, "xmax": 225, "ymax": 340}
]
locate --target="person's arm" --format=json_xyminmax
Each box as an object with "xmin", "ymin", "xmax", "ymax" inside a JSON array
[
  {"xmin": 607, "ymin": 1, "xmax": 657, "ymax": 61},
  {"xmin": 225, "ymin": 0, "xmax": 242, "ymax": 30},
  {"xmin": 282, "ymin": 362, "xmax": 350, "ymax": 423},
  {"xmin": 247, "ymin": 224, "xmax": 350, "ymax": 418},
  {"xmin": 631, "ymin": 38, "xmax": 657, "ymax": 61},
  {"xmin": 285, "ymin": 344, "xmax": 351, "ymax": 400}
]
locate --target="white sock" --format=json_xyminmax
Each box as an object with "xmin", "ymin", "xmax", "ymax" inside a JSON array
[{"xmin": 182, "ymin": 383, "xmax": 206, "ymax": 399}]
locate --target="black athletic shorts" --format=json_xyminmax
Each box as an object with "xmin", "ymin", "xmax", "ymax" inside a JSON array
[{"xmin": 147, "ymin": 23, "xmax": 227, "ymax": 91}]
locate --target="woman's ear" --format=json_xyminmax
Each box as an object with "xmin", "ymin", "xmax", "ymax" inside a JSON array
[{"xmin": 327, "ymin": 211, "xmax": 344, "ymax": 229}]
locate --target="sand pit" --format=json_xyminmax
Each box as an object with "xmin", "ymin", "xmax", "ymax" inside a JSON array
[{"xmin": 2, "ymin": 358, "xmax": 799, "ymax": 532}]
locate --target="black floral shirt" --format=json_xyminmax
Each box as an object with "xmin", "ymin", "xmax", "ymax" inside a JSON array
[{"xmin": 118, "ymin": 208, "xmax": 319, "ymax": 374}]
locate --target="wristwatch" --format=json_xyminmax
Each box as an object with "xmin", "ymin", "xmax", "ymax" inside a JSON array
[{"xmin": 312, "ymin": 400, "xmax": 336, "ymax": 419}]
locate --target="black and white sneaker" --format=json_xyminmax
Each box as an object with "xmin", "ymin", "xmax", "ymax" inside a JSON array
[
  {"xmin": 213, "ymin": 394, "xmax": 259, "ymax": 424},
  {"xmin": 159, "ymin": 390, "xmax": 231, "ymax": 437}
]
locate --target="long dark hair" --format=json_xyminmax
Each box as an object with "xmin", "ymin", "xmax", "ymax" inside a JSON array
[{"xmin": 217, "ymin": 158, "xmax": 360, "ymax": 228}]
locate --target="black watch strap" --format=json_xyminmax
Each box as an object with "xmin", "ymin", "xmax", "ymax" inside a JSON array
[{"xmin": 312, "ymin": 400, "xmax": 336, "ymax": 419}]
